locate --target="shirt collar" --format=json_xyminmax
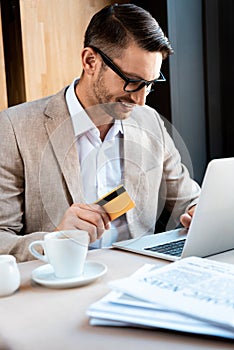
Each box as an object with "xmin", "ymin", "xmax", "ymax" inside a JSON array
[{"xmin": 65, "ymin": 78, "xmax": 124, "ymax": 139}]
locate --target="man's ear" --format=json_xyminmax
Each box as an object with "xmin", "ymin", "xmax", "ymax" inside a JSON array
[{"xmin": 81, "ymin": 47, "xmax": 98, "ymax": 75}]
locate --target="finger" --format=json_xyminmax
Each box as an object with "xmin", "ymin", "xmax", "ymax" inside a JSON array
[
  {"xmin": 180, "ymin": 213, "xmax": 192, "ymax": 228},
  {"xmin": 57, "ymin": 203, "xmax": 111, "ymax": 242},
  {"xmin": 77, "ymin": 203, "xmax": 111, "ymax": 229},
  {"xmin": 70, "ymin": 219, "xmax": 98, "ymax": 243},
  {"xmin": 187, "ymin": 205, "xmax": 196, "ymax": 217},
  {"xmin": 55, "ymin": 214, "xmax": 98, "ymax": 243},
  {"xmin": 72, "ymin": 204, "xmax": 109, "ymax": 239}
]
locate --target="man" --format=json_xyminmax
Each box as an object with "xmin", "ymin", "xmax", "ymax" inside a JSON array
[{"xmin": 0, "ymin": 3, "xmax": 200, "ymax": 262}]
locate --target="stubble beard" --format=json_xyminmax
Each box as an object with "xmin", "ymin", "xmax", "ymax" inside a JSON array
[{"xmin": 93, "ymin": 71, "xmax": 134, "ymax": 121}]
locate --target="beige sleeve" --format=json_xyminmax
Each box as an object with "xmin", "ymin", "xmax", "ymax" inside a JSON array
[{"xmin": 0, "ymin": 111, "xmax": 48, "ymax": 262}]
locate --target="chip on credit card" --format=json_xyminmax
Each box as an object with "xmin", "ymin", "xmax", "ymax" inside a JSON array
[{"xmin": 94, "ymin": 184, "xmax": 135, "ymax": 221}]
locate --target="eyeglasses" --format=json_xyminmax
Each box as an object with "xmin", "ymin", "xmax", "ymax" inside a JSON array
[{"xmin": 91, "ymin": 46, "xmax": 166, "ymax": 95}]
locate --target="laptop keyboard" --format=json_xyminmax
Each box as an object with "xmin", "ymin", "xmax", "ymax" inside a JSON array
[{"xmin": 144, "ymin": 239, "xmax": 186, "ymax": 257}]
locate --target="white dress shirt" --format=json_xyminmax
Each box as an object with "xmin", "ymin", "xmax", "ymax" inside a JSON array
[{"xmin": 65, "ymin": 78, "xmax": 131, "ymax": 248}]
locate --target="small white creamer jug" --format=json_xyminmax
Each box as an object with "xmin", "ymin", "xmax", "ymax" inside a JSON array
[{"xmin": 0, "ymin": 255, "xmax": 20, "ymax": 297}]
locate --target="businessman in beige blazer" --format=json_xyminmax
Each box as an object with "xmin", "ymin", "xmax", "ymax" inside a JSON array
[{"xmin": 0, "ymin": 4, "xmax": 200, "ymax": 262}]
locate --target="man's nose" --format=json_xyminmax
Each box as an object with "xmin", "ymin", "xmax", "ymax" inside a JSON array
[{"xmin": 129, "ymin": 87, "xmax": 147, "ymax": 106}]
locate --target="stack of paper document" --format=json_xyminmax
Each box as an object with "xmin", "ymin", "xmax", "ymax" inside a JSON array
[{"xmin": 87, "ymin": 257, "xmax": 234, "ymax": 339}]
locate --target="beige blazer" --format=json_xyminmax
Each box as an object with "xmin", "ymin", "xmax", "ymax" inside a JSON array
[{"xmin": 0, "ymin": 88, "xmax": 200, "ymax": 261}]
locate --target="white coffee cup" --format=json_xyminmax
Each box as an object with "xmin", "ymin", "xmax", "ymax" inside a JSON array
[
  {"xmin": 0, "ymin": 255, "xmax": 20, "ymax": 297},
  {"xmin": 28, "ymin": 230, "xmax": 89, "ymax": 278}
]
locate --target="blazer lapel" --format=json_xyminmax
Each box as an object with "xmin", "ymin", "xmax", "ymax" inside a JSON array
[
  {"xmin": 43, "ymin": 88, "xmax": 84, "ymax": 203},
  {"xmin": 122, "ymin": 117, "xmax": 144, "ymax": 228},
  {"xmin": 123, "ymin": 109, "xmax": 159, "ymax": 236}
]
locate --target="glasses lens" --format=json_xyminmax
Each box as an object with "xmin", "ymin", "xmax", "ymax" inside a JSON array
[
  {"xmin": 125, "ymin": 82, "xmax": 154, "ymax": 94},
  {"xmin": 124, "ymin": 72, "xmax": 165, "ymax": 94},
  {"xmin": 124, "ymin": 81, "xmax": 145, "ymax": 93},
  {"xmin": 157, "ymin": 71, "xmax": 166, "ymax": 82}
]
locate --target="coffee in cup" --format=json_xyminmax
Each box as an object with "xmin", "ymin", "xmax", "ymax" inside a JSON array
[{"xmin": 28, "ymin": 230, "xmax": 89, "ymax": 278}]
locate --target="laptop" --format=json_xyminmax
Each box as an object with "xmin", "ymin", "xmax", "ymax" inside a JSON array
[{"xmin": 113, "ymin": 157, "xmax": 234, "ymax": 261}]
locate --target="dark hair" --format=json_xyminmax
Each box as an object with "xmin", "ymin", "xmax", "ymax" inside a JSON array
[{"xmin": 84, "ymin": 3, "xmax": 173, "ymax": 59}]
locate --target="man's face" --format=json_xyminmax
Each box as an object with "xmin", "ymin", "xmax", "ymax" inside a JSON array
[{"xmin": 92, "ymin": 44, "xmax": 163, "ymax": 120}]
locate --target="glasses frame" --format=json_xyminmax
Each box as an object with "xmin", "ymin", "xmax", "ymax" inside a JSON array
[{"xmin": 90, "ymin": 46, "xmax": 166, "ymax": 94}]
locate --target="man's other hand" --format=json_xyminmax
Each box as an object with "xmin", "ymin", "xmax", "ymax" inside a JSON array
[{"xmin": 180, "ymin": 205, "xmax": 196, "ymax": 228}]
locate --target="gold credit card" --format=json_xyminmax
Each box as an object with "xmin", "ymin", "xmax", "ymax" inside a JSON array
[{"xmin": 95, "ymin": 185, "xmax": 135, "ymax": 221}]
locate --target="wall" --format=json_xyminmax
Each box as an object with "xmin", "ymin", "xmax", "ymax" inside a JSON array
[
  {"xmin": 133, "ymin": 0, "xmax": 207, "ymax": 183},
  {"xmin": 19, "ymin": 0, "xmax": 111, "ymax": 102},
  {"xmin": 0, "ymin": 0, "xmax": 128, "ymax": 107},
  {"xmin": 167, "ymin": 0, "xmax": 207, "ymax": 183},
  {"xmin": 204, "ymin": 0, "xmax": 234, "ymax": 158},
  {"xmin": 0, "ymin": 3, "xmax": 7, "ymax": 110}
]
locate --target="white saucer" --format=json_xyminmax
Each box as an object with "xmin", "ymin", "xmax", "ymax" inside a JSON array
[{"xmin": 31, "ymin": 261, "xmax": 107, "ymax": 289}]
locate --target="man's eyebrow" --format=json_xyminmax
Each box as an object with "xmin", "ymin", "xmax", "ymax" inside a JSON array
[{"xmin": 119, "ymin": 67, "xmax": 143, "ymax": 80}]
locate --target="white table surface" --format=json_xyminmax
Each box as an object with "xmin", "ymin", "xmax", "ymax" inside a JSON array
[{"xmin": 0, "ymin": 248, "xmax": 233, "ymax": 350}]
